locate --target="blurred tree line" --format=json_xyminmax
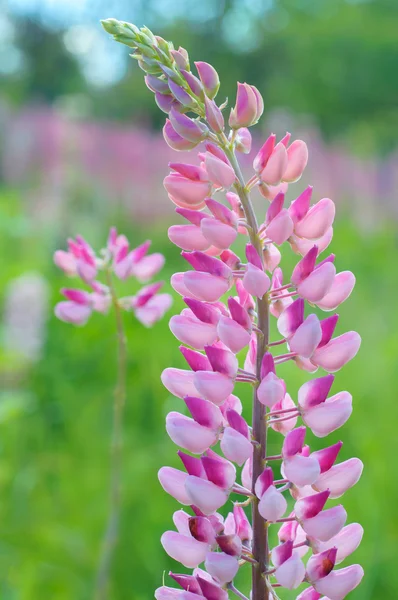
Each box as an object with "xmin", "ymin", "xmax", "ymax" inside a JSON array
[{"xmin": 2, "ymin": 0, "xmax": 398, "ymax": 154}]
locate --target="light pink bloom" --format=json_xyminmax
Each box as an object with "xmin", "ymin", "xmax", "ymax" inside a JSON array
[
  {"xmin": 283, "ymin": 139, "xmax": 308, "ymax": 183},
  {"xmin": 229, "ymin": 82, "xmax": 263, "ymax": 129},
  {"xmin": 314, "ymin": 458, "xmax": 363, "ymax": 498},
  {"xmin": 204, "ymin": 551, "xmax": 239, "ymax": 584},
  {"xmin": 313, "ymin": 564, "xmax": 364, "ymax": 599},
  {"xmin": 195, "ymin": 61, "xmax": 220, "ymax": 99},
  {"xmin": 164, "ymin": 163, "xmax": 211, "ymax": 210},
  {"xmin": 282, "ymin": 427, "xmax": 321, "ymax": 486},
  {"xmin": 316, "ymin": 271, "xmax": 356, "ymax": 311},
  {"xmin": 311, "ymin": 523, "xmax": 364, "ymax": 564},
  {"xmin": 271, "ymin": 541, "xmax": 305, "ymax": 589},
  {"xmin": 158, "ymin": 467, "xmax": 190, "ymax": 505},
  {"xmin": 301, "ymin": 505, "xmax": 347, "ymax": 541},
  {"xmin": 161, "ymin": 531, "xmax": 209, "ymax": 568},
  {"xmin": 185, "ymin": 476, "xmax": 229, "ymax": 515},
  {"xmin": 166, "ymin": 412, "xmax": 218, "ymax": 454}
]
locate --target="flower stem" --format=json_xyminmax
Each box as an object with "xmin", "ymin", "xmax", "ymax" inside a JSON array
[
  {"xmin": 94, "ymin": 271, "xmax": 128, "ymax": 600},
  {"xmin": 222, "ymin": 140, "xmax": 270, "ymax": 600}
]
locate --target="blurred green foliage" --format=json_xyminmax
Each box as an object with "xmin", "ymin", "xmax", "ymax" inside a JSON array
[
  {"xmin": 0, "ymin": 188, "xmax": 396, "ymax": 599},
  {"xmin": 3, "ymin": 0, "xmax": 398, "ymax": 153}
]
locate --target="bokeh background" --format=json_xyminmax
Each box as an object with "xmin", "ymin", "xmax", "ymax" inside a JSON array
[{"xmin": 0, "ymin": 0, "xmax": 397, "ymax": 598}]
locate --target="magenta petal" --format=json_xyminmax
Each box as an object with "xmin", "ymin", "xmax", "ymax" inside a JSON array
[
  {"xmin": 302, "ymin": 505, "xmax": 347, "ymax": 541},
  {"xmin": 274, "ymin": 552, "xmax": 306, "ymax": 589},
  {"xmin": 314, "ymin": 458, "xmax": 363, "ymax": 498},
  {"xmin": 169, "ymin": 573, "xmax": 202, "ymax": 595},
  {"xmin": 295, "ymin": 490, "xmax": 330, "ymax": 520},
  {"xmin": 161, "ymin": 531, "xmax": 209, "ymax": 568},
  {"xmin": 184, "ymin": 396, "xmax": 223, "ymax": 430},
  {"xmin": 306, "ymin": 547, "xmax": 337, "ymax": 581},
  {"xmin": 220, "ymin": 427, "xmax": 252, "ymax": 466},
  {"xmin": 266, "ymin": 209, "xmax": 294, "ymax": 245},
  {"xmin": 185, "ymin": 476, "xmax": 229, "ymax": 514},
  {"xmin": 216, "ymin": 533, "xmax": 242, "ymax": 556},
  {"xmin": 189, "ymin": 516, "xmax": 217, "ymax": 545},
  {"xmin": 311, "ymin": 441, "xmax": 343, "ymax": 473},
  {"xmin": 277, "ymin": 298, "xmax": 305, "ymax": 338},
  {"xmin": 296, "ymin": 587, "xmax": 322, "ymax": 600},
  {"xmin": 314, "ymin": 565, "xmax": 364, "ymax": 600},
  {"xmin": 298, "ymin": 374, "xmax": 335, "ymax": 410},
  {"xmin": 282, "ymin": 426, "xmax": 306, "ymax": 458},
  {"xmin": 201, "ymin": 451, "xmax": 236, "ymax": 489},
  {"xmin": 204, "ymin": 551, "xmax": 239, "ymax": 585},
  {"xmin": 312, "ymin": 332, "xmax": 361, "ymax": 372},
  {"xmin": 158, "ymin": 467, "xmax": 190, "ymax": 505}
]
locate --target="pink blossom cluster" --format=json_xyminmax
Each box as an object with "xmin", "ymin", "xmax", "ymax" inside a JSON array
[
  {"xmin": 53, "ymin": 228, "xmax": 172, "ymax": 327},
  {"xmin": 102, "ymin": 20, "xmax": 364, "ymax": 600}
]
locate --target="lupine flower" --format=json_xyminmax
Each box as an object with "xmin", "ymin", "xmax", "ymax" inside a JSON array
[
  {"xmin": 54, "ymin": 228, "xmax": 171, "ymax": 327},
  {"xmin": 103, "ymin": 20, "xmax": 364, "ymax": 600}
]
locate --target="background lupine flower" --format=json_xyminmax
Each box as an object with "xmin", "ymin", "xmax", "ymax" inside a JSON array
[
  {"xmin": 54, "ymin": 228, "xmax": 172, "ymax": 328},
  {"xmin": 103, "ymin": 20, "xmax": 364, "ymax": 600},
  {"xmin": 54, "ymin": 226, "xmax": 171, "ymax": 598}
]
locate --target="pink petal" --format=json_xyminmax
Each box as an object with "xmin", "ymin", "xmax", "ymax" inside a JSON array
[
  {"xmin": 302, "ymin": 505, "xmax": 347, "ymax": 541},
  {"xmin": 220, "ymin": 427, "xmax": 252, "ymax": 466},
  {"xmin": 275, "ymin": 552, "xmax": 306, "ymax": 589},
  {"xmin": 283, "ymin": 455, "xmax": 321, "ymax": 487},
  {"xmin": 289, "ymin": 314, "xmax": 322, "ymax": 358},
  {"xmin": 314, "ymin": 565, "xmax": 364, "ymax": 600},
  {"xmin": 270, "ymin": 393, "xmax": 298, "ymax": 435},
  {"xmin": 243, "ymin": 264, "xmax": 270, "ymax": 298},
  {"xmin": 169, "ymin": 314, "xmax": 218, "ymax": 349},
  {"xmin": 258, "ymin": 485, "xmax": 287, "ymax": 522},
  {"xmin": 257, "ymin": 373, "xmax": 286, "ymax": 408},
  {"xmin": 161, "ymin": 531, "xmax": 209, "ymax": 568},
  {"xmin": 133, "ymin": 253, "xmax": 165, "ymax": 282},
  {"xmin": 283, "ymin": 140, "xmax": 308, "ymax": 183},
  {"xmin": 166, "ymin": 412, "xmax": 217, "ymax": 454},
  {"xmin": 316, "ymin": 271, "xmax": 355, "ymax": 311},
  {"xmin": 298, "ymin": 374, "xmax": 335, "ymax": 410},
  {"xmin": 185, "ymin": 476, "xmax": 229, "ymax": 514},
  {"xmin": 54, "ymin": 301, "xmax": 92, "ymax": 325},
  {"xmin": 204, "ymin": 552, "xmax": 239, "ymax": 585},
  {"xmin": 314, "ymin": 458, "xmax": 363, "ymax": 498},
  {"xmin": 184, "ymin": 272, "xmax": 230, "ymax": 302},
  {"xmin": 158, "ymin": 467, "xmax": 190, "ymax": 505},
  {"xmin": 312, "ymin": 332, "xmax": 361, "ymax": 372},
  {"xmin": 155, "ymin": 586, "xmax": 184, "ymax": 600},
  {"xmin": 161, "ymin": 368, "xmax": 201, "ymax": 398},
  {"xmin": 194, "ymin": 372, "xmax": 234, "ymax": 405},
  {"xmin": 297, "ymin": 262, "xmax": 336, "ymax": 303},
  {"xmin": 201, "ymin": 219, "xmax": 237, "ymax": 249},
  {"xmin": 306, "ymin": 547, "xmax": 337, "ymax": 581},
  {"xmin": 295, "ymin": 198, "xmax": 335, "ymax": 240},
  {"xmin": 260, "ymin": 142, "xmax": 288, "ymax": 186},
  {"xmin": 184, "ymin": 396, "xmax": 224, "ymax": 430},
  {"xmin": 217, "ymin": 316, "xmax": 251, "ymax": 353},
  {"xmin": 313, "ymin": 523, "xmax": 364, "ymax": 564},
  {"xmin": 205, "ymin": 153, "xmax": 236, "ymax": 188},
  {"xmin": 290, "ymin": 227, "xmax": 334, "ymax": 257},
  {"xmin": 303, "ymin": 391, "xmax": 353, "ymax": 438},
  {"xmin": 295, "ymin": 490, "xmax": 330, "ymax": 520},
  {"xmin": 266, "ymin": 209, "xmax": 294, "ymax": 245},
  {"xmin": 168, "ymin": 224, "xmax": 211, "ymax": 251}
]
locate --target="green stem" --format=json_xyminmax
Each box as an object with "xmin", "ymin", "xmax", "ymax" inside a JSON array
[
  {"xmin": 94, "ymin": 271, "xmax": 128, "ymax": 600},
  {"xmin": 222, "ymin": 141, "xmax": 270, "ymax": 600}
]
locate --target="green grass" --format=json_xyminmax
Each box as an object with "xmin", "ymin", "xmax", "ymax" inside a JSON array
[{"xmin": 0, "ymin": 189, "xmax": 396, "ymax": 599}]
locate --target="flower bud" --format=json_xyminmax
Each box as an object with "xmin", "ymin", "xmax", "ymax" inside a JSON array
[{"xmin": 195, "ymin": 61, "xmax": 220, "ymax": 99}]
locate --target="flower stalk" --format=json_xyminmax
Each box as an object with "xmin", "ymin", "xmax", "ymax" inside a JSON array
[
  {"xmin": 103, "ymin": 19, "xmax": 364, "ymax": 600},
  {"xmin": 94, "ymin": 270, "xmax": 127, "ymax": 600}
]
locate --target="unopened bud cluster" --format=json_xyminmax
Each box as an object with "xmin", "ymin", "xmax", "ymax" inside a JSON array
[{"xmin": 103, "ymin": 19, "xmax": 364, "ymax": 600}]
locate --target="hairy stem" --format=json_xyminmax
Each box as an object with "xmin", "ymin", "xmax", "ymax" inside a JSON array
[
  {"xmin": 94, "ymin": 271, "xmax": 128, "ymax": 600},
  {"xmin": 223, "ymin": 142, "xmax": 270, "ymax": 600}
]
